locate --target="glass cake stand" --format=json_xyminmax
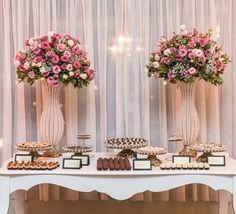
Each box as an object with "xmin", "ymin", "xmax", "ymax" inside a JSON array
[
  {"xmin": 104, "ymin": 138, "xmax": 148, "ymax": 158},
  {"xmin": 15, "ymin": 142, "xmax": 52, "ymax": 160},
  {"xmin": 137, "ymin": 147, "xmax": 167, "ymax": 166},
  {"xmin": 189, "ymin": 142, "xmax": 227, "ymax": 162},
  {"xmin": 165, "ymin": 135, "xmax": 183, "ymax": 161}
]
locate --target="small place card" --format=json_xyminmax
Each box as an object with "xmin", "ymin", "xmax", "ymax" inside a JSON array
[
  {"xmin": 133, "ymin": 159, "xmax": 152, "ymax": 170},
  {"xmin": 207, "ymin": 156, "xmax": 225, "ymax": 166},
  {"xmin": 172, "ymin": 155, "xmax": 191, "ymax": 164},
  {"xmin": 136, "ymin": 153, "xmax": 148, "ymax": 159},
  {"xmin": 15, "ymin": 154, "xmax": 33, "ymax": 163},
  {"xmin": 63, "ymin": 158, "xmax": 82, "ymax": 169},
  {"xmin": 71, "ymin": 155, "xmax": 90, "ymax": 166}
]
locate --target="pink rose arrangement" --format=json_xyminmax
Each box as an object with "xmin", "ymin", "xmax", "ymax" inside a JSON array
[
  {"xmin": 14, "ymin": 32, "xmax": 95, "ymax": 88},
  {"xmin": 147, "ymin": 26, "xmax": 230, "ymax": 85}
]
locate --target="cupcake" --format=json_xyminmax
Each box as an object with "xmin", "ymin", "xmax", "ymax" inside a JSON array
[
  {"xmin": 198, "ymin": 163, "xmax": 204, "ymax": 170},
  {"xmin": 160, "ymin": 163, "xmax": 165, "ymax": 170},
  {"xmin": 187, "ymin": 163, "xmax": 193, "ymax": 170},
  {"xmin": 171, "ymin": 163, "xmax": 176, "ymax": 170},
  {"xmin": 204, "ymin": 163, "xmax": 210, "ymax": 170},
  {"xmin": 165, "ymin": 163, "xmax": 171, "ymax": 170},
  {"xmin": 193, "ymin": 163, "xmax": 199, "ymax": 170},
  {"xmin": 182, "ymin": 164, "xmax": 188, "ymax": 170},
  {"xmin": 176, "ymin": 164, "xmax": 182, "ymax": 170}
]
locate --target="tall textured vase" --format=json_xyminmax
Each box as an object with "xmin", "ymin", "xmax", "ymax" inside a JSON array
[
  {"xmin": 178, "ymin": 82, "xmax": 200, "ymax": 154},
  {"xmin": 40, "ymin": 80, "xmax": 64, "ymax": 152}
]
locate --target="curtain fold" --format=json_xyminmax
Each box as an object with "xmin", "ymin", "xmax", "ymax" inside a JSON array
[{"xmin": 0, "ymin": 0, "xmax": 235, "ymax": 203}]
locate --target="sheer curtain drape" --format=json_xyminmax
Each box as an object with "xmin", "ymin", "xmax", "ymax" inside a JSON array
[{"xmin": 0, "ymin": 0, "xmax": 235, "ymax": 202}]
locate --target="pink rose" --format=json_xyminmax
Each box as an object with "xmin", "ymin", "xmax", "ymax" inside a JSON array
[
  {"xmin": 87, "ymin": 69, "xmax": 95, "ymax": 80},
  {"xmin": 170, "ymin": 47, "xmax": 176, "ymax": 53},
  {"xmin": 186, "ymin": 31, "xmax": 194, "ymax": 37},
  {"xmin": 81, "ymin": 50, "xmax": 87, "ymax": 57},
  {"xmin": 15, "ymin": 55, "xmax": 22, "ymax": 61},
  {"xmin": 33, "ymin": 56, "xmax": 43, "ymax": 64},
  {"xmin": 28, "ymin": 71, "xmax": 35, "ymax": 79},
  {"xmin": 161, "ymin": 57, "xmax": 170, "ymax": 65},
  {"xmin": 199, "ymin": 55, "xmax": 206, "ymax": 63},
  {"xmin": 218, "ymin": 62, "xmax": 225, "ymax": 71},
  {"xmin": 47, "ymin": 76, "xmax": 59, "ymax": 87},
  {"xmin": 25, "ymin": 40, "xmax": 30, "ymax": 46},
  {"xmin": 60, "ymin": 63, "xmax": 67, "ymax": 70},
  {"xmin": 199, "ymin": 38, "xmax": 208, "ymax": 47},
  {"xmin": 178, "ymin": 48, "xmax": 187, "ymax": 57},
  {"xmin": 52, "ymin": 33, "xmax": 61, "ymax": 41},
  {"xmin": 46, "ymin": 50, "xmax": 56, "ymax": 57},
  {"xmin": 18, "ymin": 65, "xmax": 26, "ymax": 72},
  {"xmin": 179, "ymin": 45, "xmax": 187, "ymax": 50},
  {"xmin": 40, "ymin": 41, "xmax": 50, "ymax": 49},
  {"xmin": 188, "ymin": 42, "xmax": 196, "ymax": 48},
  {"xmin": 188, "ymin": 52, "xmax": 195, "ymax": 59},
  {"xmin": 53, "ymin": 65, "xmax": 61, "ymax": 74},
  {"xmin": 66, "ymin": 64, "xmax": 73, "ymax": 71},
  {"xmin": 74, "ymin": 70, "xmax": 80, "ymax": 77},
  {"xmin": 42, "ymin": 70, "xmax": 50, "ymax": 77},
  {"xmin": 60, "ymin": 55, "xmax": 69, "ymax": 62},
  {"xmin": 176, "ymin": 54, "xmax": 182, "ymax": 61},
  {"xmin": 188, "ymin": 67, "xmax": 197, "ymax": 75},
  {"xmin": 40, "ymin": 36, "xmax": 49, "ymax": 42},
  {"xmin": 73, "ymin": 61, "xmax": 81, "ymax": 69},
  {"xmin": 33, "ymin": 48, "xmax": 41, "ymax": 55},
  {"xmin": 30, "ymin": 44, "xmax": 37, "ymax": 51},
  {"xmin": 204, "ymin": 49, "xmax": 212, "ymax": 56},
  {"xmin": 65, "ymin": 34, "xmax": 72, "ymax": 40},
  {"xmin": 51, "ymin": 55, "xmax": 59, "ymax": 64},
  {"xmin": 72, "ymin": 45, "xmax": 80, "ymax": 54},
  {"xmin": 56, "ymin": 43, "xmax": 65, "ymax": 52},
  {"xmin": 63, "ymin": 51, "xmax": 72, "ymax": 58},
  {"xmin": 212, "ymin": 66, "xmax": 217, "ymax": 74}
]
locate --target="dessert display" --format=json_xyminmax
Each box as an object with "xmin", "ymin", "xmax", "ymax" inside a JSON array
[
  {"xmin": 15, "ymin": 141, "xmax": 52, "ymax": 158},
  {"xmin": 137, "ymin": 146, "xmax": 167, "ymax": 166},
  {"xmin": 63, "ymin": 133, "xmax": 93, "ymax": 156},
  {"xmin": 189, "ymin": 142, "xmax": 227, "ymax": 162},
  {"xmin": 104, "ymin": 137, "xmax": 148, "ymax": 158},
  {"xmin": 16, "ymin": 142, "xmax": 51, "ymax": 151},
  {"xmin": 159, "ymin": 162, "xmax": 210, "ymax": 170},
  {"xmin": 7, "ymin": 161, "xmax": 60, "ymax": 170},
  {"xmin": 97, "ymin": 157, "xmax": 131, "ymax": 171}
]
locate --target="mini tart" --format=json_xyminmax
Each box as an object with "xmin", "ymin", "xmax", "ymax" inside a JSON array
[
  {"xmin": 193, "ymin": 163, "xmax": 199, "ymax": 170},
  {"xmin": 187, "ymin": 163, "xmax": 193, "ymax": 169},
  {"xmin": 160, "ymin": 163, "xmax": 165, "ymax": 170},
  {"xmin": 204, "ymin": 163, "xmax": 210, "ymax": 170},
  {"xmin": 176, "ymin": 164, "xmax": 182, "ymax": 170},
  {"xmin": 182, "ymin": 164, "xmax": 188, "ymax": 170},
  {"xmin": 171, "ymin": 163, "xmax": 176, "ymax": 169},
  {"xmin": 198, "ymin": 163, "xmax": 204, "ymax": 170},
  {"xmin": 165, "ymin": 163, "xmax": 171, "ymax": 170}
]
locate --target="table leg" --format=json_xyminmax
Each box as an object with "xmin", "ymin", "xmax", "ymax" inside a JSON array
[
  {"xmin": 233, "ymin": 176, "xmax": 236, "ymax": 214},
  {"xmin": 14, "ymin": 190, "xmax": 26, "ymax": 214},
  {"xmin": 0, "ymin": 176, "xmax": 10, "ymax": 214},
  {"xmin": 218, "ymin": 190, "xmax": 230, "ymax": 214}
]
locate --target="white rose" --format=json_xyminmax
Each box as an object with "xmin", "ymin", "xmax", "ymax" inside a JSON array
[
  {"xmin": 180, "ymin": 24, "xmax": 186, "ymax": 30},
  {"xmin": 180, "ymin": 29, "xmax": 188, "ymax": 35},
  {"xmin": 193, "ymin": 49, "xmax": 203, "ymax": 57},
  {"xmin": 155, "ymin": 54, "xmax": 160, "ymax": 61},
  {"xmin": 48, "ymin": 31, "xmax": 55, "ymax": 37},
  {"xmin": 21, "ymin": 49, "xmax": 26, "ymax": 53},
  {"xmin": 68, "ymin": 40, "xmax": 74, "ymax": 47},
  {"xmin": 80, "ymin": 73, "xmax": 87, "ymax": 80},
  {"xmin": 40, "ymin": 67, "xmax": 46, "ymax": 74},
  {"xmin": 14, "ymin": 60, "xmax": 21, "ymax": 67},
  {"xmin": 164, "ymin": 49, "xmax": 171, "ymax": 56},
  {"xmin": 152, "ymin": 62, "xmax": 160, "ymax": 68},
  {"xmin": 28, "ymin": 39, "xmax": 34, "ymax": 45},
  {"xmin": 63, "ymin": 74, "xmax": 68, "ymax": 80},
  {"xmin": 160, "ymin": 37, "xmax": 166, "ymax": 43},
  {"xmin": 37, "ymin": 62, "xmax": 42, "ymax": 67},
  {"xmin": 69, "ymin": 71, "xmax": 74, "ymax": 76},
  {"xmin": 32, "ymin": 62, "xmax": 37, "ymax": 66},
  {"xmin": 23, "ymin": 62, "xmax": 30, "ymax": 69}
]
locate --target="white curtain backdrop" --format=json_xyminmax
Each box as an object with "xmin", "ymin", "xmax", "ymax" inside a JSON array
[{"xmin": 0, "ymin": 0, "xmax": 236, "ymax": 203}]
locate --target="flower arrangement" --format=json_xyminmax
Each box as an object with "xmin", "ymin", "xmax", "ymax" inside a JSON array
[
  {"xmin": 14, "ymin": 32, "xmax": 95, "ymax": 88},
  {"xmin": 147, "ymin": 26, "xmax": 230, "ymax": 85}
]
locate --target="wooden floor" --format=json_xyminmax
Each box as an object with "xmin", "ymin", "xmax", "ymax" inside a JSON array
[{"xmin": 8, "ymin": 199, "xmax": 235, "ymax": 214}]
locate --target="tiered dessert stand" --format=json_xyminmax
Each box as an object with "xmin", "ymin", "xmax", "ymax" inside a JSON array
[
  {"xmin": 104, "ymin": 138, "xmax": 148, "ymax": 158},
  {"xmin": 63, "ymin": 134, "xmax": 93, "ymax": 156}
]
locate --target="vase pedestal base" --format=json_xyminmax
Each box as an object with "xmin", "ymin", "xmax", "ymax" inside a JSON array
[{"xmin": 179, "ymin": 145, "xmax": 197, "ymax": 158}]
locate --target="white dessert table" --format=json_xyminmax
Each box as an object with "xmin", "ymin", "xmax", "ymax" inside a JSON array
[{"xmin": 0, "ymin": 153, "xmax": 236, "ymax": 214}]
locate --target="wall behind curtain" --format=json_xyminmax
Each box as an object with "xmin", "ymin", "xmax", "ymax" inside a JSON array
[{"xmin": 0, "ymin": 0, "xmax": 236, "ymax": 166}]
